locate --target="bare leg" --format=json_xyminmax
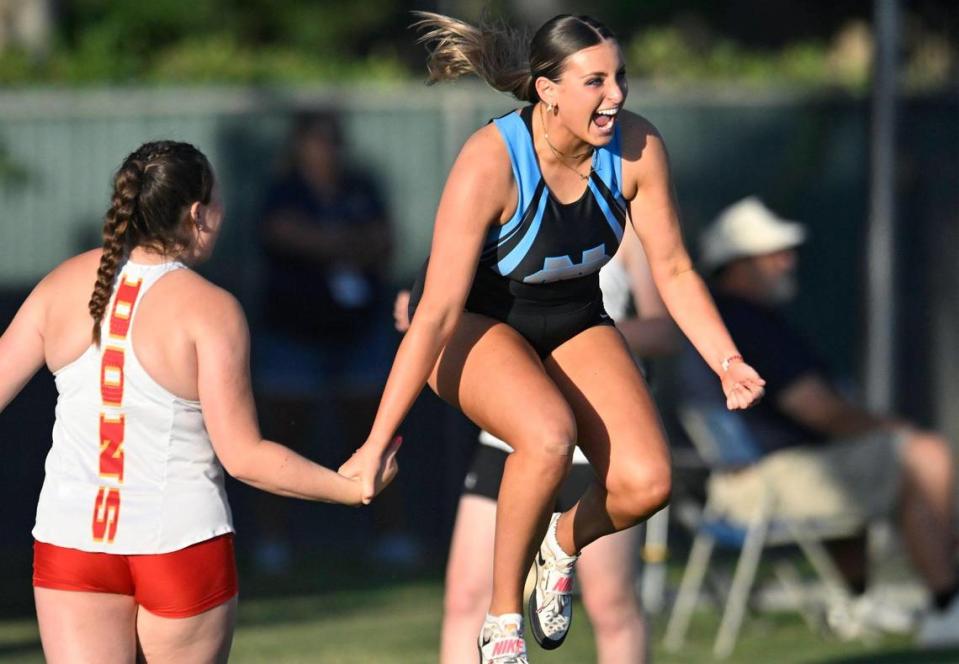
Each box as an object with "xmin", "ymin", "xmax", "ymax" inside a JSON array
[
  {"xmin": 428, "ymin": 313, "xmax": 575, "ymax": 615},
  {"xmin": 898, "ymin": 431, "xmax": 957, "ymax": 593},
  {"xmin": 578, "ymin": 527, "xmax": 647, "ymax": 664},
  {"xmin": 136, "ymin": 597, "xmax": 236, "ymax": 664},
  {"xmin": 544, "ymin": 326, "xmax": 671, "ymax": 555},
  {"xmin": 440, "ymin": 495, "xmax": 497, "ymax": 664},
  {"xmin": 35, "ymin": 588, "xmax": 137, "ymax": 663}
]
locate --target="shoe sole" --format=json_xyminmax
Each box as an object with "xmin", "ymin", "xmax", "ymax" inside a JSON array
[{"xmin": 527, "ymin": 557, "xmax": 568, "ymax": 650}]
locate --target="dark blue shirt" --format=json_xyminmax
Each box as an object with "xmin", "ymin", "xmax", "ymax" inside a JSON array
[
  {"xmin": 677, "ymin": 292, "xmax": 826, "ymax": 454},
  {"xmin": 260, "ymin": 171, "xmax": 386, "ymax": 341}
]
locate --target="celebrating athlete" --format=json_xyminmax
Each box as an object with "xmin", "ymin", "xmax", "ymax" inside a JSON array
[{"xmin": 340, "ymin": 13, "xmax": 764, "ymax": 663}]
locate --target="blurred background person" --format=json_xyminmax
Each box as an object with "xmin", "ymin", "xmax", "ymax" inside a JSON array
[
  {"xmin": 675, "ymin": 196, "xmax": 959, "ymax": 646},
  {"xmin": 252, "ymin": 109, "xmax": 401, "ymax": 572}
]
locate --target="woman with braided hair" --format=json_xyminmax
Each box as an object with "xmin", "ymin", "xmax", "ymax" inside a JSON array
[
  {"xmin": 339, "ymin": 13, "xmax": 764, "ymax": 663},
  {"xmin": 0, "ymin": 140, "xmax": 398, "ymax": 663}
]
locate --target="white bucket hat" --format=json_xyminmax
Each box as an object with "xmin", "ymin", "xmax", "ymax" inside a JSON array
[{"xmin": 699, "ymin": 196, "xmax": 807, "ymax": 271}]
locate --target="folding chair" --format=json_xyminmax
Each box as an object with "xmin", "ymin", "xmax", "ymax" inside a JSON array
[{"xmin": 663, "ymin": 402, "xmax": 861, "ymax": 659}]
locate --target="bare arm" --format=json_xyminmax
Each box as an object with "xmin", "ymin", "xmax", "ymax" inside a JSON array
[
  {"xmin": 623, "ymin": 116, "xmax": 764, "ymax": 408},
  {"xmin": 615, "ymin": 227, "xmax": 679, "ymax": 357},
  {"xmin": 194, "ymin": 289, "xmax": 397, "ymax": 505},
  {"xmin": 0, "ymin": 282, "xmax": 47, "ymax": 413},
  {"xmin": 778, "ymin": 372, "xmax": 892, "ymax": 437},
  {"xmin": 340, "ymin": 128, "xmax": 511, "ymax": 502}
]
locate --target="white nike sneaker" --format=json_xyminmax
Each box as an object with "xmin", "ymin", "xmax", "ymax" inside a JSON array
[
  {"xmin": 917, "ymin": 595, "xmax": 959, "ymax": 648},
  {"xmin": 477, "ymin": 613, "xmax": 530, "ymax": 663},
  {"xmin": 528, "ymin": 513, "xmax": 578, "ymax": 650}
]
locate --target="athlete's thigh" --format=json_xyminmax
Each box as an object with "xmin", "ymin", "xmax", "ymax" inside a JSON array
[
  {"xmin": 429, "ymin": 312, "xmax": 575, "ymax": 451},
  {"xmin": 444, "ymin": 494, "xmax": 497, "ymax": 610},
  {"xmin": 136, "ymin": 597, "xmax": 236, "ymax": 664},
  {"xmin": 543, "ymin": 325, "xmax": 669, "ymax": 481},
  {"xmin": 35, "ymin": 587, "xmax": 137, "ymax": 663}
]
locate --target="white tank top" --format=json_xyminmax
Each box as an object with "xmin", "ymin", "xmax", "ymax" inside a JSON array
[
  {"xmin": 479, "ymin": 258, "xmax": 633, "ymax": 464},
  {"xmin": 33, "ymin": 260, "xmax": 234, "ymax": 554}
]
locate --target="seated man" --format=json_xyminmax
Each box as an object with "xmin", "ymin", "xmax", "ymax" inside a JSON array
[{"xmin": 676, "ymin": 196, "xmax": 959, "ymax": 646}]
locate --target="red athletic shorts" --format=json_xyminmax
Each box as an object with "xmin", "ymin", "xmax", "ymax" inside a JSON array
[{"xmin": 33, "ymin": 534, "xmax": 238, "ymax": 618}]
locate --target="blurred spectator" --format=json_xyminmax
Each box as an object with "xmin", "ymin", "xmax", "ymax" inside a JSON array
[
  {"xmin": 675, "ymin": 196, "xmax": 959, "ymax": 646},
  {"xmin": 252, "ymin": 109, "xmax": 399, "ymax": 572}
]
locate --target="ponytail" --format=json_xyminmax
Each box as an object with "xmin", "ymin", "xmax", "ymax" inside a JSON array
[{"xmin": 411, "ymin": 11, "xmax": 535, "ymax": 101}]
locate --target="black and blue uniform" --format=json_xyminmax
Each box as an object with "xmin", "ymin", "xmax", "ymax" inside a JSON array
[{"xmin": 410, "ymin": 105, "xmax": 630, "ymax": 357}]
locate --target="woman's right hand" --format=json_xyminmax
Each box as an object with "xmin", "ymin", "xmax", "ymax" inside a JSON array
[{"xmin": 338, "ymin": 436, "xmax": 403, "ymax": 505}]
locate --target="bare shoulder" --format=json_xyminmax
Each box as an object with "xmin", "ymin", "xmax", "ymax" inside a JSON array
[
  {"xmin": 618, "ymin": 111, "xmax": 667, "ymax": 163},
  {"xmin": 23, "ymin": 249, "xmax": 102, "ymax": 314},
  {"xmin": 39, "ymin": 249, "xmax": 101, "ymax": 288},
  {"xmin": 616, "ymin": 111, "xmax": 671, "ymax": 199},
  {"xmin": 439, "ymin": 120, "xmax": 515, "ymax": 224},
  {"xmin": 172, "ymin": 271, "xmax": 248, "ymax": 340},
  {"xmin": 456, "ymin": 121, "xmax": 512, "ymax": 178}
]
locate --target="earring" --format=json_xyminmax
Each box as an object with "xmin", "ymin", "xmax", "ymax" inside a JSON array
[{"xmin": 546, "ymin": 103, "xmax": 554, "ymax": 113}]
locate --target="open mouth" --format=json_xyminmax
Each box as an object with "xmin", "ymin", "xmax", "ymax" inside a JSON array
[{"xmin": 593, "ymin": 107, "xmax": 619, "ymax": 129}]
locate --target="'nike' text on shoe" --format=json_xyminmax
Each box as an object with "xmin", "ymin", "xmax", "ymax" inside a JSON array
[{"xmin": 478, "ymin": 613, "xmax": 530, "ymax": 663}]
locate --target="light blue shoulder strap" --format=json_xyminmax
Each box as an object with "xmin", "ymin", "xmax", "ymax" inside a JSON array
[
  {"xmin": 592, "ymin": 125, "xmax": 625, "ymax": 205},
  {"xmin": 491, "ymin": 110, "xmax": 542, "ymax": 235}
]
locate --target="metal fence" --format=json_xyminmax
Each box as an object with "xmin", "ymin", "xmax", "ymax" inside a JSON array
[{"xmin": 0, "ymin": 82, "xmax": 956, "ymax": 433}]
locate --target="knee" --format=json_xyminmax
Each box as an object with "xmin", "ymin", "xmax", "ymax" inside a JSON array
[
  {"xmin": 510, "ymin": 418, "xmax": 577, "ymax": 481},
  {"xmin": 904, "ymin": 430, "xmax": 954, "ymax": 474},
  {"xmin": 583, "ymin": 587, "xmax": 642, "ymax": 636},
  {"xmin": 606, "ymin": 459, "xmax": 672, "ymax": 524},
  {"xmin": 444, "ymin": 579, "xmax": 490, "ymax": 620}
]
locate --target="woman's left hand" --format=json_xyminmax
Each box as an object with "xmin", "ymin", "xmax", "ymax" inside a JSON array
[{"xmin": 721, "ymin": 361, "xmax": 766, "ymax": 410}]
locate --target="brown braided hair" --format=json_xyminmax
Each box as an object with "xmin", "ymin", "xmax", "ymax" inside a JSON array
[
  {"xmin": 411, "ymin": 12, "xmax": 616, "ymax": 103},
  {"xmin": 89, "ymin": 141, "xmax": 214, "ymax": 344}
]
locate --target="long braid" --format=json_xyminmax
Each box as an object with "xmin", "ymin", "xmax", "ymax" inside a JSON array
[
  {"xmin": 89, "ymin": 156, "xmax": 144, "ymax": 345},
  {"xmin": 88, "ymin": 140, "xmax": 213, "ymax": 345}
]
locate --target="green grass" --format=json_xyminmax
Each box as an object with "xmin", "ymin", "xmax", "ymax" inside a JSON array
[{"xmin": 3, "ymin": 575, "xmax": 959, "ymax": 663}]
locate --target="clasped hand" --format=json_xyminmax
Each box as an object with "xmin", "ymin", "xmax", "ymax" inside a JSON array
[
  {"xmin": 721, "ymin": 362, "xmax": 766, "ymax": 410},
  {"xmin": 338, "ymin": 436, "xmax": 402, "ymax": 505}
]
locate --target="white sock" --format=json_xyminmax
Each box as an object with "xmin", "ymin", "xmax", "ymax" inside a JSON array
[{"xmin": 545, "ymin": 513, "xmax": 577, "ymax": 559}]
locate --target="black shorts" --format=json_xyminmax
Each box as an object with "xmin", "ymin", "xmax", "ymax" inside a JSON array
[
  {"xmin": 463, "ymin": 444, "xmax": 594, "ymax": 512},
  {"xmin": 409, "ymin": 263, "xmax": 614, "ymax": 358}
]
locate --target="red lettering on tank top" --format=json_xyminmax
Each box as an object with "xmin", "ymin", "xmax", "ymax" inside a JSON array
[
  {"xmin": 108, "ymin": 278, "xmax": 143, "ymax": 340},
  {"xmin": 98, "ymin": 414, "xmax": 125, "ymax": 482},
  {"xmin": 100, "ymin": 347, "xmax": 125, "ymax": 406},
  {"xmin": 91, "ymin": 487, "xmax": 121, "ymax": 542},
  {"xmin": 91, "ymin": 275, "xmax": 142, "ymax": 543}
]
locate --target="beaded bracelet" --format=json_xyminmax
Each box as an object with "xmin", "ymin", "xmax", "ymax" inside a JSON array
[{"xmin": 721, "ymin": 354, "xmax": 744, "ymax": 372}]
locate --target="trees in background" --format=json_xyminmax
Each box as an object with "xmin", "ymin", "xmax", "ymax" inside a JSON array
[{"xmin": 0, "ymin": 0, "xmax": 953, "ymax": 88}]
